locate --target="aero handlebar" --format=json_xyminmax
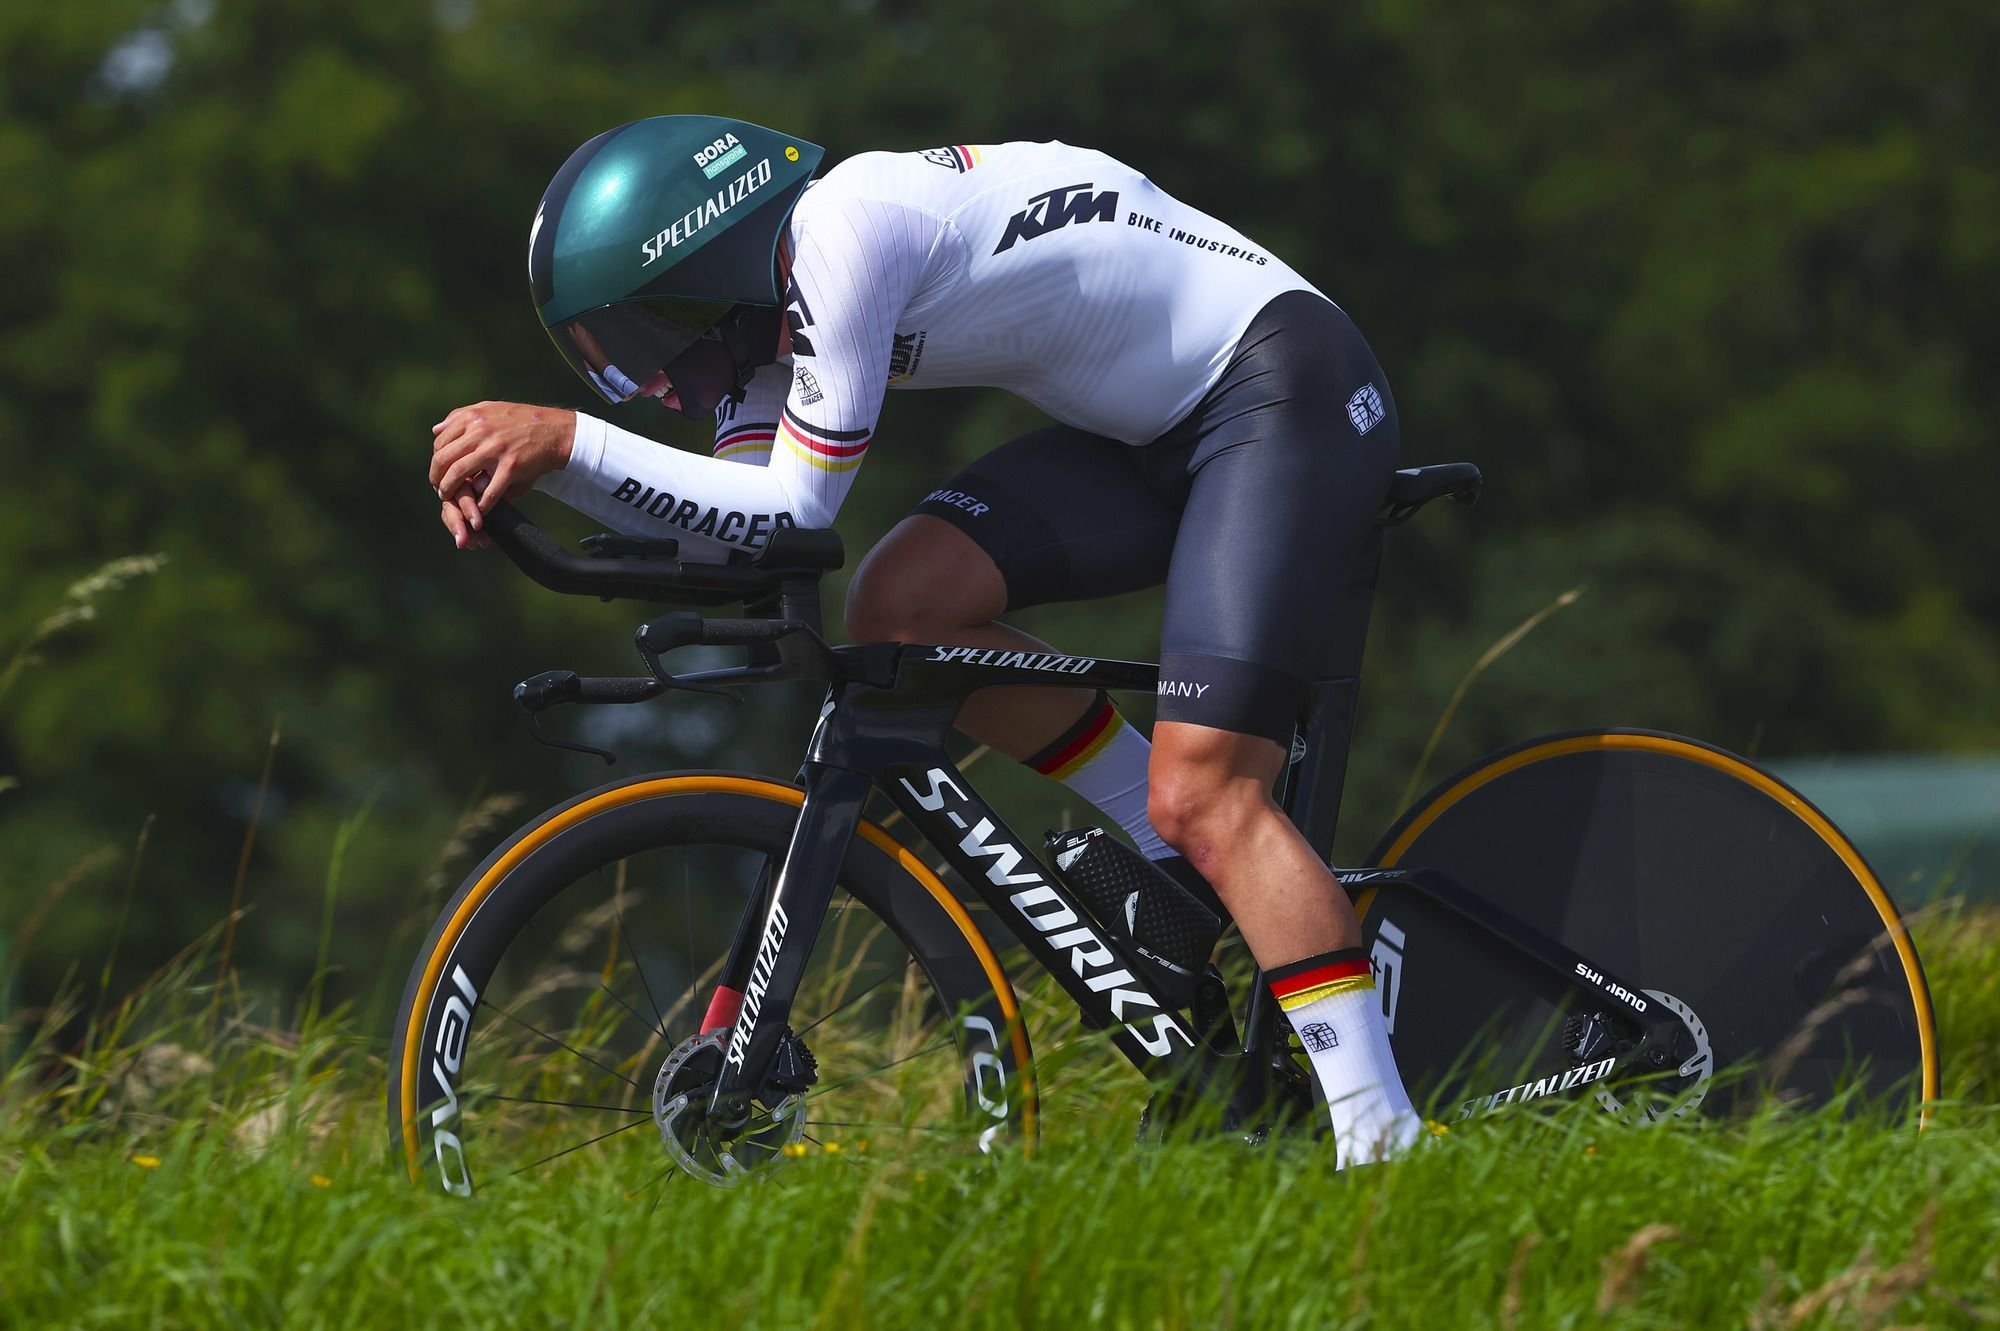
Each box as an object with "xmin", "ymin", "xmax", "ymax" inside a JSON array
[{"xmin": 482, "ymin": 501, "xmax": 845, "ymax": 606}]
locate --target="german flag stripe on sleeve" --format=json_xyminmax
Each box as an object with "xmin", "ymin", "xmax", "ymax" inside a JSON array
[
  {"xmin": 1267, "ymin": 949, "xmax": 1375, "ymax": 1009},
  {"xmin": 781, "ymin": 406, "xmax": 871, "ymax": 442},
  {"xmin": 779, "ymin": 407, "xmax": 871, "ymax": 474},
  {"xmin": 714, "ymin": 426, "xmax": 776, "ymax": 460}
]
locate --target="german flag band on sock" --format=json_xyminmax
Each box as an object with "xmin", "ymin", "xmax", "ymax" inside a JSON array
[
  {"xmin": 1025, "ymin": 693, "xmax": 1124, "ymax": 782},
  {"xmin": 1267, "ymin": 948, "xmax": 1375, "ymax": 1010}
]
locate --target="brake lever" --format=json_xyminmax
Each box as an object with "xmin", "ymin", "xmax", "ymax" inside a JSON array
[
  {"xmin": 525, "ymin": 712, "xmax": 617, "ymax": 765},
  {"xmin": 514, "ymin": 669, "xmax": 618, "ymax": 764}
]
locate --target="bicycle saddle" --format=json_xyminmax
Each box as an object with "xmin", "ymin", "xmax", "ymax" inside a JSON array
[{"xmin": 1378, "ymin": 463, "xmax": 1483, "ymax": 526}]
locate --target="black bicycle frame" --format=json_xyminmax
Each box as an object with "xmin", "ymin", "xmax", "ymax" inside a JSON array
[
  {"xmin": 702, "ymin": 635, "xmax": 1683, "ymax": 1128},
  {"xmin": 705, "ymin": 647, "xmax": 1209, "ymax": 1125}
]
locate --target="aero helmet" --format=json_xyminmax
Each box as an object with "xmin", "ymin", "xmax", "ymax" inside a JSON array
[{"xmin": 528, "ymin": 115, "xmax": 824, "ymax": 418}]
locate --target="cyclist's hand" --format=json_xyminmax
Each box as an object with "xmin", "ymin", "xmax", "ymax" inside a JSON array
[
  {"xmin": 438, "ymin": 492, "xmax": 490, "ymax": 550},
  {"xmin": 429, "ymin": 401, "xmax": 577, "ymax": 525}
]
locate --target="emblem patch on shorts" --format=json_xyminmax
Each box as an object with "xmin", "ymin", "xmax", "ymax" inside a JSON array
[{"xmin": 1346, "ymin": 384, "xmax": 1386, "ymax": 435}]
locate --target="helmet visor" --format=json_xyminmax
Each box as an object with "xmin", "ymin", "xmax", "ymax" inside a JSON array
[{"xmin": 549, "ymin": 296, "xmax": 737, "ymax": 405}]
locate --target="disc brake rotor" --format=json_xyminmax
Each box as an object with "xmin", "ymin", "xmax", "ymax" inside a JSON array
[
  {"xmin": 652, "ymin": 1030, "xmax": 805, "ymax": 1187},
  {"xmin": 1594, "ymin": 988, "xmax": 1715, "ymax": 1123}
]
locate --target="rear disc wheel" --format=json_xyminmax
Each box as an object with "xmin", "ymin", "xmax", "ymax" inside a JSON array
[{"xmin": 1358, "ymin": 731, "xmax": 1938, "ymax": 1126}]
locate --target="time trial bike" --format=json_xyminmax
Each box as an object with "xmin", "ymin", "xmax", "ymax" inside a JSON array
[{"xmin": 388, "ymin": 463, "xmax": 1937, "ymax": 1194}]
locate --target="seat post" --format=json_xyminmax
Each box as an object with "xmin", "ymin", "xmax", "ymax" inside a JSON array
[{"xmin": 1277, "ymin": 525, "xmax": 1386, "ymax": 860}]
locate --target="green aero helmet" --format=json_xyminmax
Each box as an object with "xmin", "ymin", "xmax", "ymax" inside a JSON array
[{"xmin": 528, "ymin": 115, "xmax": 825, "ymax": 419}]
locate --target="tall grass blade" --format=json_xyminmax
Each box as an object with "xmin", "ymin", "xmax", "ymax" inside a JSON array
[
  {"xmin": 0, "ymin": 553, "xmax": 168, "ymax": 708},
  {"xmin": 86, "ymin": 815, "xmax": 155, "ymax": 1039},
  {"xmin": 1398, "ymin": 585, "xmax": 1585, "ymax": 813},
  {"xmin": 304, "ymin": 796, "xmax": 378, "ymax": 1028},
  {"xmin": 3, "ymin": 846, "xmax": 117, "ymax": 988},
  {"xmin": 213, "ymin": 723, "xmax": 280, "ymax": 1036}
]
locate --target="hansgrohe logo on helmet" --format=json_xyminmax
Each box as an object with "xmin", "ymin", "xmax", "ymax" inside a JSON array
[
  {"xmin": 694, "ymin": 132, "xmax": 746, "ymax": 179},
  {"xmin": 641, "ymin": 157, "xmax": 774, "ymax": 266}
]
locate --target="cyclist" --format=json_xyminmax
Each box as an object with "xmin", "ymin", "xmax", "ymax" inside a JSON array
[{"xmin": 428, "ymin": 116, "xmax": 1420, "ymax": 1163}]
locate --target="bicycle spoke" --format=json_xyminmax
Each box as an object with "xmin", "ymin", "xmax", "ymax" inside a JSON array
[
  {"xmin": 507, "ymin": 1115, "xmax": 654, "ymax": 1177},
  {"xmin": 645, "ymin": 1168, "xmax": 682, "ymax": 1218},
  {"xmin": 593, "ymin": 979, "xmax": 662, "ymax": 1042},
  {"xmin": 806, "ymin": 1036, "xmax": 955, "ymax": 1101},
  {"xmin": 799, "ymin": 1131, "xmax": 868, "ymax": 1170},
  {"xmin": 796, "ymin": 957, "xmax": 918, "ymax": 1037},
  {"xmin": 682, "ymin": 856, "xmax": 698, "ymax": 1021},
  {"xmin": 487, "ymin": 1001, "xmax": 642, "ymax": 1091},
  {"xmin": 805, "ymin": 1119, "xmax": 961, "ymax": 1134},
  {"xmin": 613, "ymin": 871, "xmax": 668, "ymax": 1040},
  {"xmin": 487, "ymin": 1092, "xmax": 651, "ymax": 1115}
]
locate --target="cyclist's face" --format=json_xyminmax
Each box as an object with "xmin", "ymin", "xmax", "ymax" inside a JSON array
[{"xmin": 559, "ymin": 324, "xmax": 680, "ymax": 410}]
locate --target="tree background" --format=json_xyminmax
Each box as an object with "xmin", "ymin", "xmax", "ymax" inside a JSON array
[{"xmin": 2, "ymin": 0, "xmax": 1994, "ymax": 1023}]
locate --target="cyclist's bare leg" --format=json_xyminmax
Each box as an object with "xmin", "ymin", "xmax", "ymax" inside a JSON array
[
  {"xmin": 1150, "ymin": 720, "xmax": 1420, "ymax": 1162},
  {"xmin": 845, "ymin": 515, "xmax": 1098, "ymax": 754},
  {"xmin": 1144, "ymin": 722, "xmax": 1357, "ymax": 959}
]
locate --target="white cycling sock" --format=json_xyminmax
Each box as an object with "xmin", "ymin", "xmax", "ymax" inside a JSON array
[
  {"xmin": 1027, "ymin": 694, "xmax": 1171, "ymax": 859},
  {"xmin": 1270, "ymin": 950, "xmax": 1424, "ymax": 1165}
]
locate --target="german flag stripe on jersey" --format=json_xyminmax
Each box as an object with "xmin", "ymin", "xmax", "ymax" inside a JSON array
[
  {"xmin": 1031, "ymin": 698, "xmax": 1123, "ymax": 780},
  {"xmin": 922, "ymin": 144, "xmax": 984, "ymax": 173},
  {"xmin": 1267, "ymin": 949, "xmax": 1375, "ymax": 1009},
  {"xmin": 779, "ymin": 407, "xmax": 871, "ymax": 474},
  {"xmin": 714, "ymin": 426, "xmax": 775, "ymax": 461}
]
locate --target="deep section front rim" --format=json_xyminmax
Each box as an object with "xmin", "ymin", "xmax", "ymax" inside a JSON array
[{"xmin": 389, "ymin": 773, "xmax": 1036, "ymax": 1191}]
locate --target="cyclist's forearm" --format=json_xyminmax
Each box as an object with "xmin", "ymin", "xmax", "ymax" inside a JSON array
[{"xmin": 537, "ymin": 413, "xmax": 842, "ymax": 549}]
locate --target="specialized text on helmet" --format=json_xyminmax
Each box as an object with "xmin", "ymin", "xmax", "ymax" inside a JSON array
[{"xmin": 641, "ymin": 158, "xmax": 775, "ymax": 267}]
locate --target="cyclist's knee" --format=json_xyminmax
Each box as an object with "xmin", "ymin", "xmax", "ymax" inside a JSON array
[
  {"xmin": 845, "ymin": 516, "xmax": 1006, "ymax": 643},
  {"xmin": 1148, "ymin": 724, "xmax": 1288, "ymax": 859},
  {"xmin": 1147, "ymin": 759, "xmax": 1266, "ymax": 860}
]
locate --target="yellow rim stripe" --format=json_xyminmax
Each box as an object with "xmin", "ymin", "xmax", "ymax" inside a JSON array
[
  {"xmin": 399, "ymin": 775, "xmax": 1033, "ymax": 1179},
  {"xmin": 1364, "ymin": 732, "xmax": 1938, "ymax": 1113}
]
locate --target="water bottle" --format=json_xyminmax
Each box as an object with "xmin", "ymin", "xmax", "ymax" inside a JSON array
[{"xmin": 1044, "ymin": 827, "xmax": 1223, "ymax": 1009}]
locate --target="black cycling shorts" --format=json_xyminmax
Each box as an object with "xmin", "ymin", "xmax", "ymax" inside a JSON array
[{"xmin": 912, "ymin": 289, "xmax": 1399, "ymax": 743}]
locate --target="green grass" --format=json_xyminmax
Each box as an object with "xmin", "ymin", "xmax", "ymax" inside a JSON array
[{"xmin": 2, "ymin": 907, "xmax": 1996, "ymax": 1329}]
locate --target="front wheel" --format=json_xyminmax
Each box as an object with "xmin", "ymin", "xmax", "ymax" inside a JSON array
[
  {"xmin": 388, "ymin": 772, "xmax": 1034, "ymax": 1195},
  {"xmin": 1357, "ymin": 730, "xmax": 1938, "ymax": 1126}
]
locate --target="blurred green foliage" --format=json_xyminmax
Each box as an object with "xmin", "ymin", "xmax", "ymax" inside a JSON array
[{"xmin": 1, "ymin": 0, "xmax": 1994, "ymax": 1015}]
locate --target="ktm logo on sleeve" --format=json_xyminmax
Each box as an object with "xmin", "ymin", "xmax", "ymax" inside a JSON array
[{"xmin": 784, "ymin": 277, "xmax": 816, "ymax": 358}]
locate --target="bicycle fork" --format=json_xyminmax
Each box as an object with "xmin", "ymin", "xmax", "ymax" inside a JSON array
[{"xmin": 702, "ymin": 762, "xmax": 873, "ymax": 1134}]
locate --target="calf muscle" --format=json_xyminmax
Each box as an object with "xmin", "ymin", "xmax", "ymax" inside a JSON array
[{"xmin": 1149, "ymin": 722, "xmax": 1361, "ymax": 966}]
